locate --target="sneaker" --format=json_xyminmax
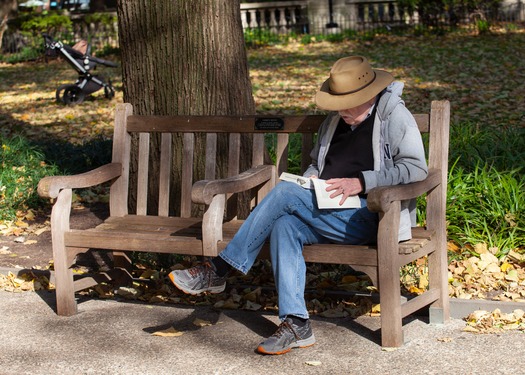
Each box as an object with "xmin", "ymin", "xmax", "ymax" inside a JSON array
[
  {"xmin": 256, "ymin": 317, "xmax": 315, "ymax": 355},
  {"xmin": 169, "ymin": 262, "xmax": 226, "ymax": 295}
]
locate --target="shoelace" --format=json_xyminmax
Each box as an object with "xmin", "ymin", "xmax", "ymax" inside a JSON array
[
  {"xmin": 187, "ymin": 263, "xmax": 214, "ymax": 287},
  {"xmin": 272, "ymin": 320, "xmax": 300, "ymax": 340},
  {"xmin": 187, "ymin": 264, "xmax": 206, "ymax": 277}
]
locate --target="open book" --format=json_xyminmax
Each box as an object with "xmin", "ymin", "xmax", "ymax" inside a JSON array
[{"xmin": 279, "ymin": 172, "xmax": 361, "ymax": 209}]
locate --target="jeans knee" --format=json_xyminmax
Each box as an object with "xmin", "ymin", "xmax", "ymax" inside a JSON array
[{"xmin": 272, "ymin": 215, "xmax": 299, "ymax": 237}]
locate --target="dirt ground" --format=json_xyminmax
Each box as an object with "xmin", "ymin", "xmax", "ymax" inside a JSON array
[{"xmin": 0, "ymin": 203, "xmax": 109, "ymax": 271}]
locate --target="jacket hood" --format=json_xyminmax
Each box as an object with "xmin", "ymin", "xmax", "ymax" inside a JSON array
[{"xmin": 377, "ymin": 81, "xmax": 404, "ymax": 120}]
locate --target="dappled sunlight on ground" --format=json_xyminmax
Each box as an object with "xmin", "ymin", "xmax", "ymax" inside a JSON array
[{"xmin": 2, "ymin": 32, "xmax": 524, "ymax": 146}]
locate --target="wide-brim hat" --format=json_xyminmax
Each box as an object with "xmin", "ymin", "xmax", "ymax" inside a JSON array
[{"xmin": 315, "ymin": 56, "xmax": 394, "ymax": 111}]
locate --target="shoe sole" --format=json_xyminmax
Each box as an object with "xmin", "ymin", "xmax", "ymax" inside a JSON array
[
  {"xmin": 168, "ymin": 272, "xmax": 226, "ymax": 295},
  {"xmin": 256, "ymin": 335, "xmax": 316, "ymax": 355}
]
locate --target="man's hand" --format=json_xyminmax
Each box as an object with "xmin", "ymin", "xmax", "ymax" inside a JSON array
[{"xmin": 325, "ymin": 178, "xmax": 363, "ymax": 205}]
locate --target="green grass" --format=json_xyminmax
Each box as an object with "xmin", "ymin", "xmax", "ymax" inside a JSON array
[{"xmin": 0, "ymin": 135, "xmax": 60, "ymax": 221}]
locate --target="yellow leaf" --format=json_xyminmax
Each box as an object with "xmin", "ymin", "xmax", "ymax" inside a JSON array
[
  {"xmin": 500, "ymin": 262, "xmax": 514, "ymax": 273},
  {"xmin": 418, "ymin": 273, "xmax": 429, "ymax": 290},
  {"xmin": 409, "ymin": 285, "xmax": 424, "ymax": 295},
  {"xmin": 15, "ymin": 220, "xmax": 28, "ymax": 228},
  {"xmin": 24, "ymin": 240, "xmax": 37, "ymax": 245},
  {"xmin": 382, "ymin": 347, "xmax": 398, "ymax": 352},
  {"xmin": 152, "ymin": 327, "xmax": 184, "ymax": 337},
  {"xmin": 447, "ymin": 241, "xmax": 461, "ymax": 252},
  {"xmin": 193, "ymin": 318, "xmax": 212, "ymax": 327},
  {"xmin": 34, "ymin": 227, "xmax": 48, "ymax": 236}
]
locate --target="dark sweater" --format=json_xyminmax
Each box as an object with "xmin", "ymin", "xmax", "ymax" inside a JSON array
[{"xmin": 319, "ymin": 108, "xmax": 375, "ymax": 181}]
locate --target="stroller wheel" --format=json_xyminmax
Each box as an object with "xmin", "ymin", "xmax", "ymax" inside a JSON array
[
  {"xmin": 104, "ymin": 85, "xmax": 115, "ymax": 99},
  {"xmin": 55, "ymin": 84, "xmax": 69, "ymax": 103},
  {"xmin": 62, "ymin": 85, "xmax": 85, "ymax": 105}
]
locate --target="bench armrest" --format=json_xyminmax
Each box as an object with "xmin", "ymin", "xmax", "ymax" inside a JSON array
[
  {"xmin": 192, "ymin": 164, "xmax": 275, "ymax": 205},
  {"xmin": 37, "ymin": 163, "xmax": 122, "ymax": 199},
  {"xmin": 366, "ymin": 168, "xmax": 441, "ymax": 213}
]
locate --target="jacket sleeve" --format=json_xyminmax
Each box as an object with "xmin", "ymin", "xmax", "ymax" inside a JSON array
[{"xmin": 361, "ymin": 106, "xmax": 428, "ymax": 192}]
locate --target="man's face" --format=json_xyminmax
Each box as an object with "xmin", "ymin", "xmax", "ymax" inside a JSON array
[{"xmin": 338, "ymin": 98, "xmax": 376, "ymax": 126}]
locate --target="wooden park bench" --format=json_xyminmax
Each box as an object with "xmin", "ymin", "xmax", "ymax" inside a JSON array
[{"xmin": 38, "ymin": 100, "xmax": 450, "ymax": 348}]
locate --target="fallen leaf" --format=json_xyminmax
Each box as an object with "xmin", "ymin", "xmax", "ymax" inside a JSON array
[
  {"xmin": 34, "ymin": 227, "xmax": 48, "ymax": 236},
  {"xmin": 152, "ymin": 327, "xmax": 184, "ymax": 337},
  {"xmin": 193, "ymin": 318, "xmax": 212, "ymax": 327},
  {"xmin": 463, "ymin": 326, "xmax": 479, "ymax": 333},
  {"xmin": 14, "ymin": 236, "xmax": 26, "ymax": 243},
  {"xmin": 243, "ymin": 300, "xmax": 262, "ymax": 311},
  {"xmin": 305, "ymin": 361, "xmax": 322, "ymax": 366}
]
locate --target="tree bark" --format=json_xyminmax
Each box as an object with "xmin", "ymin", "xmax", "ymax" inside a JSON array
[
  {"xmin": 0, "ymin": 0, "xmax": 18, "ymax": 50},
  {"xmin": 116, "ymin": 0, "xmax": 255, "ymax": 216}
]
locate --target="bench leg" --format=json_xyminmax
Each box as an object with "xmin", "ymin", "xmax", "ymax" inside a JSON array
[
  {"xmin": 428, "ymin": 230, "xmax": 450, "ymax": 324},
  {"xmin": 377, "ymin": 203, "xmax": 404, "ymax": 348},
  {"xmin": 427, "ymin": 182, "xmax": 450, "ymax": 324},
  {"xmin": 378, "ymin": 267, "xmax": 404, "ymax": 347},
  {"xmin": 52, "ymin": 189, "xmax": 77, "ymax": 316}
]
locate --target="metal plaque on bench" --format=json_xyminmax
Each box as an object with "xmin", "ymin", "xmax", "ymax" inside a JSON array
[{"xmin": 255, "ymin": 117, "xmax": 284, "ymax": 131}]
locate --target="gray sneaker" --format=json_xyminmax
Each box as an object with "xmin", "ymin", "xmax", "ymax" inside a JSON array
[
  {"xmin": 169, "ymin": 262, "xmax": 226, "ymax": 295},
  {"xmin": 256, "ymin": 317, "xmax": 315, "ymax": 355}
]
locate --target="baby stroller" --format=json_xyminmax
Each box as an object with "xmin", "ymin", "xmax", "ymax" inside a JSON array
[{"xmin": 43, "ymin": 33, "xmax": 117, "ymax": 105}]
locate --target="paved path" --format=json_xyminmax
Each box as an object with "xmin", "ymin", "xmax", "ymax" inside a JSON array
[{"xmin": 1, "ymin": 288, "xmax": 524, "ymax": 375}]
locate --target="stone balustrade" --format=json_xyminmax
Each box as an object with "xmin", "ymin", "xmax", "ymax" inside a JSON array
[{"xmin": 240, "ymin": 1, "xmax": 309, "ymax": 33}]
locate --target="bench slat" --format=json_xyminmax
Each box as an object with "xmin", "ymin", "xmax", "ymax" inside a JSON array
[
  {"xmin": 252, "ymin": 133, "xmax": 265, "ymax": 166},
  {"xmin": 136, "ymin": 132, "xmax": 150, "ymax": 215},
  {"xmin": 181, "ymin": 133, "xmax": 194, "ymax": 217},
  {"xmin": 228, "ymin": 133, "xmax": 241, "ymax": 177},
  {"xmin": 205, "ymin": 133, "xmax": 217, "ymax": 179},
  {"xmin": 65, "ymin": 230, "xmax": 204, "ymax": 255},
  {"xmin": 158, "ymin": 133, "xmax": 172, "ymax": 217},
  {"xmin": 276, "ymin": 133, "xmax": 289, "ymax": 176},
  {"xmin": 127, "ymin": 115, "xmax": 325, "ymax": 133}
]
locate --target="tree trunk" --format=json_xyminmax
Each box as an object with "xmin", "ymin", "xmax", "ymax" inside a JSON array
[
  {"xmin": 116, "ymin": 0, "xmax": 255, "ymax": 216},
  {"xmin": 0, "ymin": 0, "xmax": 18, "ymax": 51}
]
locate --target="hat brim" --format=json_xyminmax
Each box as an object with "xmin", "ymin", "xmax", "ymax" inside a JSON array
[{"xmin": 315, "ymin": 69, "xmax": 394, "ymax": 111}]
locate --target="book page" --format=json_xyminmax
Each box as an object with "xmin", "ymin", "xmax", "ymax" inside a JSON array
[
  {"xmin": 311, "ymin": 178, "xmax": 361, "ymax": 209},
  {"xmin": 279, "ymin": 172, "xmax": 313, "ymax": 189}
]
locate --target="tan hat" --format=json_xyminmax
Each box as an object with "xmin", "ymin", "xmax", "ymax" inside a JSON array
[{"xmin": 315, "ymin": 56, "xmax": 394, "ymax": 111}]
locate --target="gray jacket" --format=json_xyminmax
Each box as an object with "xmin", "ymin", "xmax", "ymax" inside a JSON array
[{"xmin": 304, "ymin": 81, "xmax": 428, "ymax": 241}]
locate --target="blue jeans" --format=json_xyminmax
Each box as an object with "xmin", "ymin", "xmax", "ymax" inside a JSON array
[{"xmin": 219, "ymin": 181, "xmax": 379, "ymax": 320}]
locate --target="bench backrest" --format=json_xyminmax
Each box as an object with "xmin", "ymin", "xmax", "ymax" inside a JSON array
[{"xmin": 109, "ymin": 101, "xmax": 449, "ymax": 221}]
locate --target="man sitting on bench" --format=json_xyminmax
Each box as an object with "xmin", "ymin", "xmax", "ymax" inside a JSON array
[{"xmin": 169, "ymin": 56, "xmax": 428, "ymax": 355}]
